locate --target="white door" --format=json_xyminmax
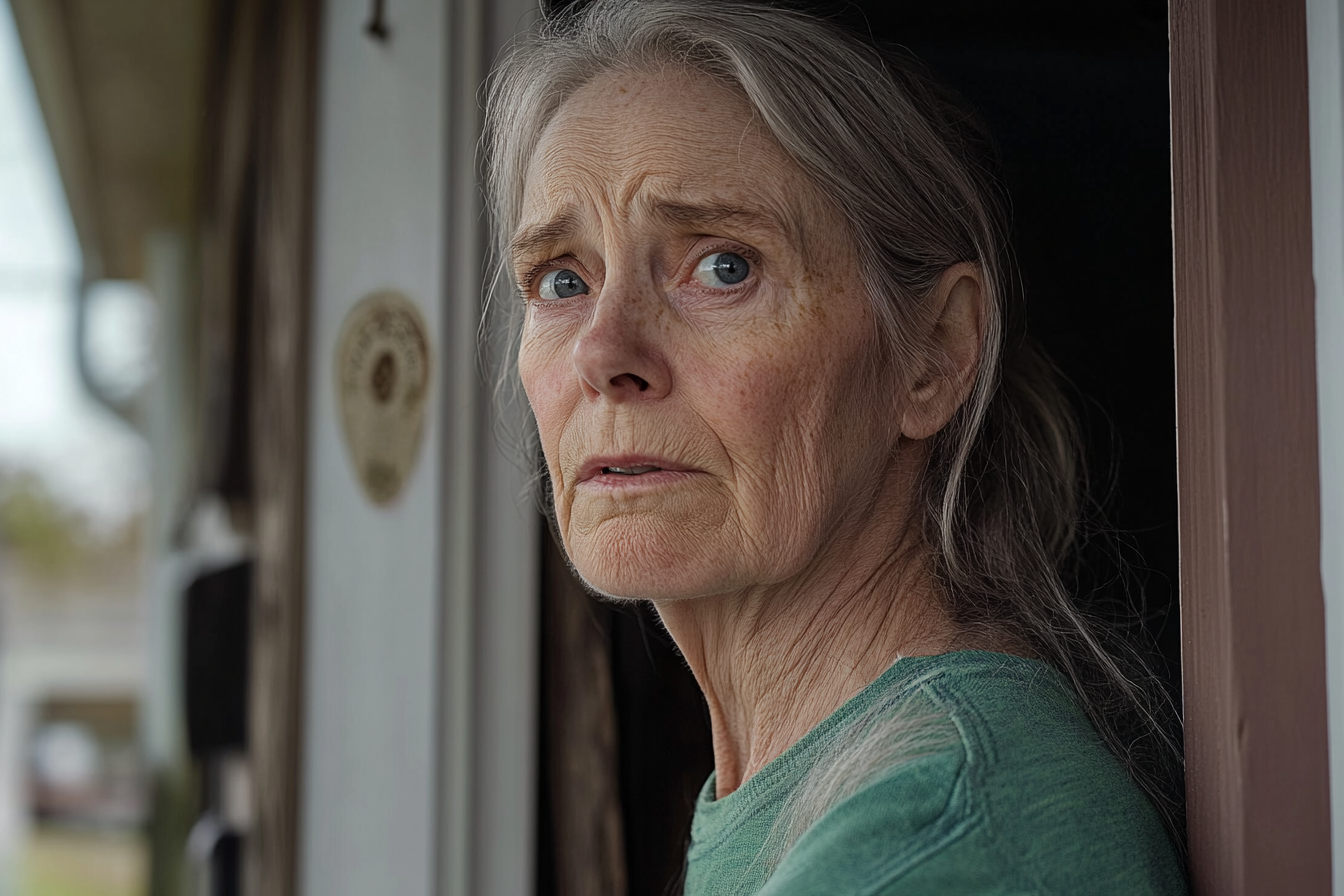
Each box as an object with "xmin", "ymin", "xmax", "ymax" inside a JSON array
[{"xmin": 302, "ymin": 1, "xmax": 539, "ymax": 895}]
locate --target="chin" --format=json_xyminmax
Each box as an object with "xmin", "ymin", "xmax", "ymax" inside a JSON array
[
  {"xmin": 571, "ymin": 550, "xmax": 719, "ymax": 603},
  {"xmin": 564, "ymin": 521, "xmax": 744, "ymax": 603},
  {"xmin": 558, "ymin": 497, "xmax": 746, "ymax": 600}
]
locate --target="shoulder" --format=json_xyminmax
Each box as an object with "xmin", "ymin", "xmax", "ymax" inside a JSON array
[{"xmin": 761, "ymin": 652, "xmax": 1186, "ymax": 896}]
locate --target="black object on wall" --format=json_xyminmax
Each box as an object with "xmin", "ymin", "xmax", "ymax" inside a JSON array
[{"xmin": 184, "ymin": 560, "xmax": 253, "ymax": 756}]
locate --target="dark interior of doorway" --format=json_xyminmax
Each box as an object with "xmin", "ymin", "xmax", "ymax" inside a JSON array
[{"xmin": 535, "ymin": 2, "xmax": 1178, "ymax": 894}]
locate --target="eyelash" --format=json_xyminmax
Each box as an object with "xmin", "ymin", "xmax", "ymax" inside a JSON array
[{"xmin": 518, "ymin": 261, "xmax": 554, "ymax": 295}]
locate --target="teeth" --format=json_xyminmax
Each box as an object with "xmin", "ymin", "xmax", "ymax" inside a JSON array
[{"xmin": 603, "ymin": 465, "xmax": 662, "ymax": 475}]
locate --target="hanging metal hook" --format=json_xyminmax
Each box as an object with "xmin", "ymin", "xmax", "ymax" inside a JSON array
[{"xmin": 364, "ymin": 0, "xmax": 389, "ymax": 42}]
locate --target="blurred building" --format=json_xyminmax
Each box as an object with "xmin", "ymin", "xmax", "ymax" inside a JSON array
[{"xmin": 0, "ymin": 492, "xmax": 147, "ymax": 880}]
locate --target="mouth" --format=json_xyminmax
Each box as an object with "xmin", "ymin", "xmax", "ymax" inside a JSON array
[
  {"xmin": 577, "ymin": 457, "xmax": 694, "ymax": 485},
  {"xmin": 601, "ymin": 464, "xmax": 663, "ymax": 476}
]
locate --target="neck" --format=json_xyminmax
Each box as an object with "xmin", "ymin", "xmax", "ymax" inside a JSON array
[{"xmin": 655, "ymin": 520, "xmax": 961, "ymax": 798}]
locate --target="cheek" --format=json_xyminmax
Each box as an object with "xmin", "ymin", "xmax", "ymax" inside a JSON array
[
  {"xmin": 518, "ymin": 333, "xmax": 576, "ymax": 465},
  {"xmin": 692, "ymin": 310, "xmax": 889, "ymax": 516},
  {"xmin": 707, "ymin": 301, "xmax": 884, "ymax": 456}
]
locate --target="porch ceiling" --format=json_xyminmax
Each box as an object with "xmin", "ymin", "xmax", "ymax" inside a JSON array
[{"xmin": 9, "ymin": 0, "xmax": 210, "ymax": 281}]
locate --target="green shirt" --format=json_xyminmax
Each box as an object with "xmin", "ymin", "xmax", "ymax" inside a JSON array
[{"xmin": 685, "ymin": 651, "xmax": 1185, "ymax": 896}]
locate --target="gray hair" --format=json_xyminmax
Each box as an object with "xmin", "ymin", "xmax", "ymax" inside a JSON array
[
  {"xmin": 483, "ymin": 0, "xmax": 1184, "ymax": 863},
  {"xmin": 752, "ymin": 679, "xmax": 958, "ymax": 877}
]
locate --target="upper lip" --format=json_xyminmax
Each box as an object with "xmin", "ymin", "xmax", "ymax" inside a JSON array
[{"xmin": 577, "ymin": 456, "xmax": 695, "ymax": 483}]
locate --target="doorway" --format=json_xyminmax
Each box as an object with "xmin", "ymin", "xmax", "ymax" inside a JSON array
[{"xmin": 534, "ymin": 3, "xmax": 1183, "ymax": 895}]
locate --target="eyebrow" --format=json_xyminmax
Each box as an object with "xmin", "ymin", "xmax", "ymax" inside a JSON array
[
  {"xmin": 646, "ymin": 200, "xmax": 794, "ymax": 242},
  {"xmin": 510, "ymin": 210, "xmax": 583, "ymax": 262},
  {"xmin": 509, "ymin": 198, "xmax": 797, "ymax": 264}
]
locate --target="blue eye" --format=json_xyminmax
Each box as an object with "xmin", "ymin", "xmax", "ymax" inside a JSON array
[
  {"xmin": 538, "ymin": 269, "xmax": 589, "ymax": 300},
  {"xmin": 693, "ymin": 251, "xmax": 750, "ymax": 287}
]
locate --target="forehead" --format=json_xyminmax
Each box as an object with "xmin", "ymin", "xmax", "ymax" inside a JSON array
[{"xmin": 516, "ymin": 67, "xmax": 812, "ymax": 247}]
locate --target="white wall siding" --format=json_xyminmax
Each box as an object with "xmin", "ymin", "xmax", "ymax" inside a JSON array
[
  {"xmin": 436, "ymin": 1, "xmax": 541, "ymax": 893},
  {"xmin": 1308, "ymin": 0, "xmax": 1344, "ymax": 890},
  {"xmin": 302, "ymin": 1, "xmax": 447, "ymax": 894},
  {"xmin": 304, "ymin": 2, "xmax": 541, "ymax": 895}
]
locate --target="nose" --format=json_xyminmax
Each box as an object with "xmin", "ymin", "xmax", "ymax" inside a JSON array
[{"xmin": 572, "ymin": 285, "xmax": 671, "ymax": 402}]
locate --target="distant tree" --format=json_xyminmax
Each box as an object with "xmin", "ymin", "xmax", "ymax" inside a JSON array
[{"xmin": 0, "ymin": 468, "xmax": 89, "ymax": 580}]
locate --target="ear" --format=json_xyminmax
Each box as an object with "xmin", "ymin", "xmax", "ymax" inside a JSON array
[{"xmin": 900, "ymin": 262, "xmax": 986, "ymax": 441}]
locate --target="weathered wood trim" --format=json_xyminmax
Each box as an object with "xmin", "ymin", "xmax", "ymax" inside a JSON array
[
  {"xmin": 437, "ymin": 1, "xmax": 542, "ymax": 893},
  {"xmin": 1170, "ymin": 0, "xmax": 1331, "ymax": 890},
  {"xmin": 197, "ymin": 0, "xmax": 261, "ymax": 507},
  {"xmin": 542, "ymin": 535, "xmax": 628, "ymax": 896},
  {"xmin": 244, "ymin": 0, "xmax": 321, "ymax": 893}
]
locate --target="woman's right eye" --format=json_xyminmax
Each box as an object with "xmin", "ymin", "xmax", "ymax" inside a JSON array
[{"xmin": 538, "ymin": 269, "xmax": 589, "ymax": 300}]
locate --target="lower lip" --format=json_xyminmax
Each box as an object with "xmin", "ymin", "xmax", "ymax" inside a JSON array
[{"xmin": 578, "ymin": 469, "xmax": 700, "ymax": 491}]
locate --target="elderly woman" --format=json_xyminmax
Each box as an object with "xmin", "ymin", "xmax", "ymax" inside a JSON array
[{"xmin": 486, "ymin": 1, "xmax": 1186, "ymax": 892}]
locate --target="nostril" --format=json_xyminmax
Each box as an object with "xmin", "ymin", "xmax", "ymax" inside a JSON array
[{"xmin": 611, "ymin": 372, "xmax": 650, "ymax": 392}]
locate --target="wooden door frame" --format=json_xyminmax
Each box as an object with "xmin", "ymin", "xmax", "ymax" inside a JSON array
[{"xmin": 1171, "ymin": 0, "xmax": 1332, "ymax": 890}]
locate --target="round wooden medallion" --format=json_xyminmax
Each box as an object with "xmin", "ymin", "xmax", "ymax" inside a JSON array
[{"xmin": 335, "ymin": 290, "xmax": 432, "ymax": 505}]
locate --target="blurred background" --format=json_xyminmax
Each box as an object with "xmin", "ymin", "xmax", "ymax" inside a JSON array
[
  {"xmin": 0, "ymin": 1, "xmax": 544, "ymax": 894},
  {"xmin": 0, "ymin": 0, "xmax": 162, "ymax": 892},
  {"xmin": 0, "ymin": 1, "xmax": 1180, "ymax": 895}
]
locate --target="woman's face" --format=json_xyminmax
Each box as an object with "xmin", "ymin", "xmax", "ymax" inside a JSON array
[{"xmin": 514, "ymin": 68, "xmax": 913, "ymax": 601}]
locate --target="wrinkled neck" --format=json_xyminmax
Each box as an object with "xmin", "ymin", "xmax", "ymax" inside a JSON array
[{"xmin": 656, "ymin": 521, "xmax": 960, "ymax": 798}]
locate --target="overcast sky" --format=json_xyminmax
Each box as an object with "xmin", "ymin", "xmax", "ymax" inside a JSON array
[{"xmin": 0, "ymin": 0, "xmax": 148, "ymax": 527}]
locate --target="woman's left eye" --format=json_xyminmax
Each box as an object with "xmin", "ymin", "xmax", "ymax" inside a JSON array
[{"xmin": 693, "ymin": 251, "xmax": 751, "ymax": 287}]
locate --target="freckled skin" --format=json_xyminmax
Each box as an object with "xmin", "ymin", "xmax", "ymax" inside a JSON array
[
  {"xmin": 516, "ymin": 69, "xmax": 917, "ymax": 601},
  {"xmin": 516, "ymin": 68, "xmax": 988, "ymax": 793}
]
